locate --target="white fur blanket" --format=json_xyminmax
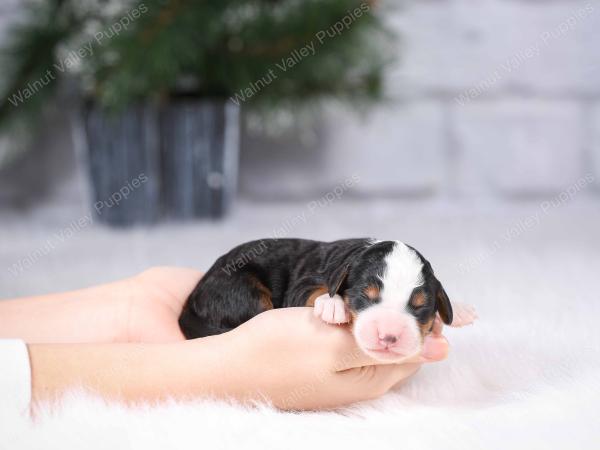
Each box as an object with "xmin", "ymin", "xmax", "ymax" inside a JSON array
[{"xmin": 1, "ymin": 202, "xmax": 599, "ymax": 449}]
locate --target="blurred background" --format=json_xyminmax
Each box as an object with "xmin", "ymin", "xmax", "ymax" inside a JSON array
[{"xmin": 0, "ymin": 0, "xmax": 598, "ymax": 310}]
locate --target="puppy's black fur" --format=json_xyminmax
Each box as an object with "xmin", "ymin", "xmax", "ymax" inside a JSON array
[{"xmin": 179, "ymin": 238, "xmax": 452, "ymax": 339}]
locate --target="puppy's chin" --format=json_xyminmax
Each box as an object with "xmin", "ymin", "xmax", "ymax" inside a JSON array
[{"xmin": 359, "ymin": 345, "xmax": 421, "ymax": 363}]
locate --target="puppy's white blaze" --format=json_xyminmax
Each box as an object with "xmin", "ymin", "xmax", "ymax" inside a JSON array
[{"xmin": 378, "ymin": 241, "xmax": 424, "ymax": 309}]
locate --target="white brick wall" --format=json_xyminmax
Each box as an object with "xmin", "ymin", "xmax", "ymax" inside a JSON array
[
  {"xmin": 453, "ymin": 99, "xmax": 585, "ymax": 196},
  {"xmin": 589, "ymin": 104, "xmax": 600, "ymax": 186},
  {"xmin": 239, "ymin": 0, "xmax": 599, "ymax": 199},
  {"xmin": 392, "ymin": 0, "xmax": 600, "ymax": 96},
  {"xmin": 1, "ymin": 0, "xmax": 598, "ymax": 201},
  {"xmin": 323, "ymin": 102, "xmax": 446, "ymax": 196}
]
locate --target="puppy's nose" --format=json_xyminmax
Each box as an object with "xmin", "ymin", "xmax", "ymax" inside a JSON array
[{"xmin": 381, "ymin": 334, "xmax": 398, "ymax": 345}]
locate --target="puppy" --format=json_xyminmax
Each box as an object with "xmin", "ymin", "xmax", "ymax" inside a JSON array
[{"xmin": 179, "ymin": 238, "xmax": 476, "ymax": 361}]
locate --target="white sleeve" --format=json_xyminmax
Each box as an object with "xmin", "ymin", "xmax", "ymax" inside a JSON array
[{"xmin": 0, "ymin": 339, "xmax": 32, "ymax": 415}]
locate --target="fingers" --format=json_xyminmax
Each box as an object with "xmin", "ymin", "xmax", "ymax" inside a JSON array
[
  {"xmin": 417, "ymin": 334, "xmax": 449, "ymax": 362},
  {"xmin": 342, "ymin": 333, "xmax": 448, "ymax": 368},
  {"xmin": 140, "ymin": 316, "xmax": 186, "ymax": 342},
  {"xmin": 274, "ymin": 308, "xmax": 448, "ymax": 371},
  {"xmin": 431, "ymin": 315, "xmax": 444, "ymax": 336},
  {"xmin": 449, "ymin": 302, "xmax": 478, "ymax": 327},
  {"xmin": 136, "ymin": 266, "xmax": 203, "ymax": 310},
  {"xmin": 334, "ymin": 332, "xmax": 449, "ymax": 370},
  {"xmin": 153, "ymin": 267, "xmax": 204, "ymax": 299},
  {"xmin": 332, "ymin": 335, "xmax": 449, "ymax": 370}
]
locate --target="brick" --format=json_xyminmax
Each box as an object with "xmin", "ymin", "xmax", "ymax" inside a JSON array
[
  {"xmin": 321, "ymin": 101, "xmax": 446, "ymax": 195},
  {"xmin": 453, "ymin": 99, "xmax": 584, "ymax": 197},
  {"xmin": 238, "ymin": 114, "xmax": 333, "ymax": 199},
  {"xmin": 239, "ymin": 101, "xmax": 446, "ymax": 198},
  {"xmin": 589, "ymin": 103, "xmax": 600, "ymax": 188},
  {"xmin": 388, "ymin": 0, "xmax": 600, "ymax": 97}
]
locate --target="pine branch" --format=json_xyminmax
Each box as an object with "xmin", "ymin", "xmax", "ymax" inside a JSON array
[{"xmin": 0, "ymin": 0, "xmax": 82, "ymax": 125}]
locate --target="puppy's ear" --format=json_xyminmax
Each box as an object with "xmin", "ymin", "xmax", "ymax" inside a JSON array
[
  {"xmin": 327, "ymin": 264, "xmax": 350, "ymax": 297},
  {"xmin": 435, "ymin": 281, "xmax": 453, "ymax": 325}
]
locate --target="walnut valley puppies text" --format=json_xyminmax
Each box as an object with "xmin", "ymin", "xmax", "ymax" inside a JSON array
[
  {"xmin": 230, "ymin": 2, "xmax": 372, "ymax": 105},
  {"xmin": 6, "ymin": 172, "xmax": 148, "ymax": 277},
  {"xmin": 180, "ymin": 239, "xmax": 477, "ymax": 361},
  {"xmin": 93, "ymin": 173, "xmax": 149, "ymax": 216},
  {"xmin": 6, "ymin": 3, "xmax": 148, "ymax": 108},
  {"xmin": 219, "ymin": 174, "xmax": 360, "ymax": 277}
]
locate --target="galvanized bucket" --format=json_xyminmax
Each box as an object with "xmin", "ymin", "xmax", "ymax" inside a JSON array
[
  {"xmin": 83, "ymin": 99, "xmax": 239, "ymax": 225},
  {"xmin": 84, "ymin": 103, "xmax": 161, "ymax": 226},
  {"xmin": 160, "ymin": 99, "xmax": 240, "ymax": 219}
]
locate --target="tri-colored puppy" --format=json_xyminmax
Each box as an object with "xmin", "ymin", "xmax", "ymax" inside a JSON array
[{"xmin": 179, "ymin": 238, "xmax": 476, "ymax": 361}]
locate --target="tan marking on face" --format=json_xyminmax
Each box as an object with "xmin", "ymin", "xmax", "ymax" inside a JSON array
[
  {"xmin": 410, "ymin": 291, "xmax": 426, "ymax": 308},
  {"xmin": 305, "ymin": 286, "xmax": 328, "ymax": 307},
  {"xmin": 419, "ymin": 317, "xmax": 435, "ymax": 339},
  {"xmin": 364, "ymin": 285, "xmax": 380, "ymax": 301}
]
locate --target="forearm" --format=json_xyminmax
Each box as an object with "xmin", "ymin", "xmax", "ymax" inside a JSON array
[
  {"xmin": 0, "ymin": 281, "xmax": 131, "ymax": 343},
  {"xmin": 24, "ymin": 308, "xmax": 445, "ymax": 410},
  {"xmin": 28, "ymin": 337, "xmax": 232, "ymax": 404},
  {"xmin": 27, "ymin": 331, "xmax": 324, "ymax": 409}
]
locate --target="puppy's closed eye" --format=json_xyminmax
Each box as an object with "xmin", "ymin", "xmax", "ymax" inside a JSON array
[{"xmin": 409, "ymin": 290, "xmax": 427, "ymax": 308}]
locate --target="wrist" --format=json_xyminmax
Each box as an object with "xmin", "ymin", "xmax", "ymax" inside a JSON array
[
  {"xmin": 182, "ymin": 331, "xmax": 254, "ymax": 401},
  {"xmin": 29, "ymin": 340, "xmax": 205, "ymax": 403}
]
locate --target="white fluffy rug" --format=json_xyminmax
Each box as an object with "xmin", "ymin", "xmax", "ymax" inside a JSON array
[{"xmin": 1, "ymin": 199, "xmax": 600, "ymax": 449}]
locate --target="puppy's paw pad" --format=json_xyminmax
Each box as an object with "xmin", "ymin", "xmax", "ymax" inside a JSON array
[
  {"xmin": 450, "ymin": 302, "xmax": 478, "ymax": 327},
  {"xmin": 313, "ymin": 294, "xmax": 349, "ymax": 324}
]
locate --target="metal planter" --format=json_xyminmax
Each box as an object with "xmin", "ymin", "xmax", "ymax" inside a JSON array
[
  {"xmin": 83, "ymin": 99, "xmax": 240, "ymax": 225},
  {"xmin": 160, "ymin": 99, "xmax": 239, "ymax": 219},
  {"xmin": 84, "ymin": 103, "xmax": 161, "ymax": 226}
]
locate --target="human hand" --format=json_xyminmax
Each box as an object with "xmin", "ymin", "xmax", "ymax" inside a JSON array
[
  {"xmin": 29, "ymin": 312, "xmax": 448, "ymax": 410},
  {"xmin": 0, "ymin": 266, "xmax": 202, "ymax": 344},
  {"xmin": 122, "ymin": 267, "xmax": 202, "ymax": 342},
  {"xmin": 202, "ymin": 307, "xmax": 449, "ymax": 410},
  {"xmin": 27, "ymin": 293, "xmax": 448, "ymax": 410}
]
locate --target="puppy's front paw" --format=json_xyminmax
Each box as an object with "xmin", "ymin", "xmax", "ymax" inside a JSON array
[
  {"xmin": 313, "ymin": 293, "xmax": 350, "ymax": 324},
  {"xmin": 450, "ymin": 302, "xmax": 478, "ymax": 327}
]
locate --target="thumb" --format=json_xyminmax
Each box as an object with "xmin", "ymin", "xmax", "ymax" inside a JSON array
[{"xmin": 417, "ymin": 334, "xmax": 449, "ymax": 362}]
